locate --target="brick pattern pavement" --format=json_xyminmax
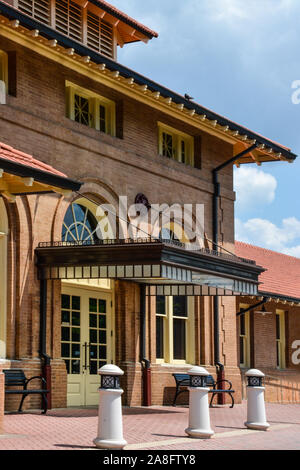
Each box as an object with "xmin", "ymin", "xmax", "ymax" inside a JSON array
[{"xmin": 0, "ymin": 402, "xmax": 299, "ymax": 450}]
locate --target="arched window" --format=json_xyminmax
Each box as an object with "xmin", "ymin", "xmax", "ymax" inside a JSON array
[
  {"xmin": 160, "ymin": 227, "xmax": 179, "ymax": 242},
  {"xmin": 62, "ymin": 203, "xmax": 99, "ymax": 243}
]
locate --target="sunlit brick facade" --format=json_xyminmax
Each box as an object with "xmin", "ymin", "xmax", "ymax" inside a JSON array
[{"xmin": 0, "ymin": 1, "xmax": 298, "ymax": 416}]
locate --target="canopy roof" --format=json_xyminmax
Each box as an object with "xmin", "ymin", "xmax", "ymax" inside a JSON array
[
  {"xmin": 0, "ymin": 141, "xmax": 81, "ymax": 199},
  {"xmin": 36, "ymin": 238, "xmax": 264, "ymax": 296}
]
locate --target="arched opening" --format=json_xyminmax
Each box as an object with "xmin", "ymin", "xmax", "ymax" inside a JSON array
[
  {"xmin": 60, "ymin": 196, "xmax": 115, "ymax": 407},
  {"xmin": 0, "ymin": 198, "xmax": 8, "ymax": 358}
]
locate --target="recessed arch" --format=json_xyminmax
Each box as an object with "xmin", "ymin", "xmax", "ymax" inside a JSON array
[{"xmin": 0, "ymin": 197, "xmax": 8, "ymax": 358}]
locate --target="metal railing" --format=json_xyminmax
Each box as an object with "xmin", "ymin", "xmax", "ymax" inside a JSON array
[{"xmin": 37, "ymin": 237, "xmax": 256, "ymax": 266}]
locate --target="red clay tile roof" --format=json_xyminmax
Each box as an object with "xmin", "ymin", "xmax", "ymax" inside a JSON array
[
  {"xmin": 235, "ymin": 241, "xmax": 300, "ymax": 300},
  {"xmin": 90, "ymin": 0, "xmax": 158, "ymax": 38},
  {"xmin": 0, "ymin": 142, "xmax": 67, "ymax": 178}
]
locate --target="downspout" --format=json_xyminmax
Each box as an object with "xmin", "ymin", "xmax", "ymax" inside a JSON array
[
  {"xmin": 140, "ymin": 283, "xmax": 151, "ymax": 406},
  {"xmin": 39, "ymin": 279, "xmax": 51, "ymax": 409},
  {"xmin": 212, "ymin": 143, "xmax": 258, "ymax": 402},
  {"xmin": 236, "ymin": 297, "xmax": 267, "ymax": 317}
]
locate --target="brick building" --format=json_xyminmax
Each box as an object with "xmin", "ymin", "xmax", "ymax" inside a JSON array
[
  {"xmin": 236, "ymin": 242, "xmax": 300, "ymax": 403},
  {"xmin": 0, "ymin": 0, "xmax": 298, "ymax": 413}
]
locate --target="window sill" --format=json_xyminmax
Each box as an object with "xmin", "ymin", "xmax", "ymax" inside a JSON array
[{"xmin": 156, "ymin": 362, "xmax": 193, "ymax": 368}]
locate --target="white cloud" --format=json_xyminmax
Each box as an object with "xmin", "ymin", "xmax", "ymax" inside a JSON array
[
  {"xmin": 197, "ymin": 0, "xmax": 295, "ymax": 24},
  {"xmin": 236, "ymin": 216, "xmax": 300, "ymax": 257},
  {"xmin": 234, "ymin": 166, "xmax": 277, "ymax": 210}
]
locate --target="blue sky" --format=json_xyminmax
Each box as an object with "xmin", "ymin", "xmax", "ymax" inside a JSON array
[{"xmin": 111, "ymin": 0, "xmax": 300, "ymax": 256}]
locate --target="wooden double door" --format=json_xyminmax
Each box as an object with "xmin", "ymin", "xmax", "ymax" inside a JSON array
[{"xmin": 61, "ymin": 286, "xmax": 113, "ymax": 406}]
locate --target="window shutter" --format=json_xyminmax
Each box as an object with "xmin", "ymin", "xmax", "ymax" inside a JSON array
[
  {"xmin": 55, "ymin": 0, "xmax": 82, "ymax": 42},
  {"xmin": 87, "ymin": 11, "xmax": 114, "ymax": 58},
  {"xmin": 18, "ymin": 0, "xmax": 50, "ymax": 25},
  {"xmin": 87, "ymin": 11, "xmax": 100, "ymax": 52},
  {"xmin": 100, "ymin": 20, "xmax": 114, "ymax": 58},
  {"xmin": 193, "ymin": 135, "xmax": 202, "ymax": 169}
]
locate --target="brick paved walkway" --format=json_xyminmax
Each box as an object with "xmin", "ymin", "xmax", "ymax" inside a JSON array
[{"xmin": 0, "ymin": 401, "xmax": 299, "ymax": 450}]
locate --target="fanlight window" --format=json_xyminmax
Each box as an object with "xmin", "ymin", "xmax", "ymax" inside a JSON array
[
  {"xmin": 62, "ymin": 203, "xmax": 99, "ymax": 243},
  {"xmin": 160, "ymin": 228, "xmax": 179, "ymax": 242}
]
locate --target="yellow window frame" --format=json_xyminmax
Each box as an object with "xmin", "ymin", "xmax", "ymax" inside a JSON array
[
  {"xmin": 276, "ymin": 309, "xmax": 286, "ymax": 369},
  {"xmin": 158, "ymin": 122, "xmax": 194, "ymax": 166},
  {"xmin": 0, "ymin": 50, "xmax": 8, "ymax": 89},
  {"xmin": 155, "ymin": 296, "xmax": 195, "ymax": 365},
  {"xmin": 65, "ymin": 80, "xmax": 116, "ymax": 136},
  {"xmin": 239, "ymin": 304, "xmax": 250, "ymax": 368}
]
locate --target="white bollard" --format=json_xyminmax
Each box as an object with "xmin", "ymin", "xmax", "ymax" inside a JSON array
[
  {"xmin": 185, "ymin": 366, "xmax": 214, "ymax": 439},
  {"xmin": 245, "ymin": 369, "xmax": 270, "ymax": 431},
  {"xmin": 93, "ymin": 364, "xmax": 127, "ymax": 450}
]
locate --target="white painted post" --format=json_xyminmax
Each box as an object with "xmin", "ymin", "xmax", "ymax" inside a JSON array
[
  {"xmin": 93, "ymin": 364, "xmax": 127, "ymax": 450},
  {"xmin": 245, "ymin": 369, "xmax": 270, "ymax": 431},
  {"xmin": 185, "ymin": 366, "xmax": 214, "ymax": 439}
]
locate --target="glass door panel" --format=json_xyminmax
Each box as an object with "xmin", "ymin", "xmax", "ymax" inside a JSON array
[
  {"xmin": 61, "ymin": 287, "xmax": 113, "ymax": 406},
  {"xmin": 89, "ymin": 297, "xmax": 108, "ymax": 374}
]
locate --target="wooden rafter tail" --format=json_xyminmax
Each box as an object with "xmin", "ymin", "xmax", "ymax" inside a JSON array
[
  {"xmin": 249, "ymin": 150, "xmax": 262, "ymax": 166},
  {"xmin": 114, "ymin": 26, "xmax": 124, "ymax": 48}
]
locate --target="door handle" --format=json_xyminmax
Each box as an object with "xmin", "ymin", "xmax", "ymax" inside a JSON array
[
  {"xmin": 87, "ymin": 342, "xmax": 91, "ymax": 371},
  {"xmin": 83, "ymin": 342, "xmax": 88, "ymax": 371}
]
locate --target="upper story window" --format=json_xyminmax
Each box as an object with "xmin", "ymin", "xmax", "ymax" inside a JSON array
[
  {"xmin": 0, "ymin": 50, "xmax": 8, "ymax": 103},
  {"xmin": 15, "ymin": 0, "xmax": 115, "ymax": 59},
  {"xmin": 158, "ymin": 122, "xmax": 194, "ymax": 166},
  {"xmin": 66, "ymin": 81, "xmax": 116, "ymax": 136},
  {"xmin": 0, "ymin": 50, "xmax": 8, "ymax": 87}
]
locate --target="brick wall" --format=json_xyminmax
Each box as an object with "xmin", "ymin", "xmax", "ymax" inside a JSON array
[
  {"xmin": 237, "ymin": 297, "xmax": 300, "ymax": 403},
  {"xmin": 0, "ymin": 367, "xmax": 5, "ymax": 433},
  {"xmin": 0, "ymin": 33, "xmax": 244, "ymax": 410}
]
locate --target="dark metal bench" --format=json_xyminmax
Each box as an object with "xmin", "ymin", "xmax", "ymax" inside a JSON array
[
  {"xmin": 3, "ymin": 369, "xmax": 49, "ymax": 414},
  {"xmin": 172, "ymin": 373, "xmax": 235, "ymax": 408}
]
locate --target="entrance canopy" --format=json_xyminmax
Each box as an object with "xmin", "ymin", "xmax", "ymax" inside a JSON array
[{"xmin": 36, "ymin": 238, "xmax": 264, "ymax": 296}]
